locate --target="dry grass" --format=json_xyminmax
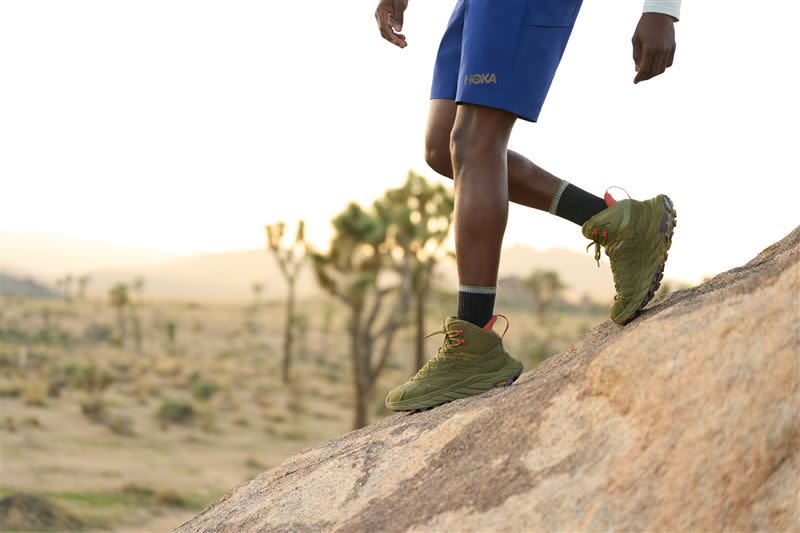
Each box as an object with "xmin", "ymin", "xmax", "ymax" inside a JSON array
[{"xmin": 0, "ymin": 295, "xmax": 605, "ymax": 531}]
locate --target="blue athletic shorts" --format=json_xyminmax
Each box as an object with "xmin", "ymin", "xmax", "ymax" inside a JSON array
[{"xmin": 430, "ymin": 0, "xmax": 583, "ymax": 122}]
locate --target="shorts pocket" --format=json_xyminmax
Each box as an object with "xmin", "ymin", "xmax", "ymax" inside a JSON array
[{"xmin": 527, "ymin": 0, "xmax": 582, "ymax": 27}]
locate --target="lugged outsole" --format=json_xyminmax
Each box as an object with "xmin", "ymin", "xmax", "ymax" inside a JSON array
[
  {"xmin": 388, "ymin": 370, "xmax": 522, "ymax": 413},
  {"xmin": 617, "ymin": 195, "xmax": 677, "ymax": 325}
]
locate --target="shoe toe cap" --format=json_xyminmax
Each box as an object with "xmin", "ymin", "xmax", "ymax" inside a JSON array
[{"xmin": 385, "ymin": 385, "xmax": 407, "ymax": 407}]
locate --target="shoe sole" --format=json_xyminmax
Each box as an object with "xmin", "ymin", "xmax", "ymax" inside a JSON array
[
  {"xmin": 616, "ymin": 194, "xmax": 677, "ymax": 325},
  {"xmin": 386, "ymin": 358, "xmax": 523, "ymax": 412}
]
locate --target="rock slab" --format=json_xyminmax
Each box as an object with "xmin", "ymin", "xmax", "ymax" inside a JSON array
[{"xmin": 177, "ymin": 227, "xmax": 800, "ymax": 532}]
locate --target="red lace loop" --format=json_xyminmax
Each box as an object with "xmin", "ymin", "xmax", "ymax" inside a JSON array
[
  {"xmin": 591, "ymin": 227, "xmax": 599, "ymax": 237},
  {"xmin": 604, "ymin": 185, "xmax": 632, "ymax": 202},
  {"xmin": 485, "ymin": 314, "xmax": 510, "ymax": 339}
]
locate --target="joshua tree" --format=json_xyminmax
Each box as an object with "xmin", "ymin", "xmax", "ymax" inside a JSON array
[
  {"xmin": 132, "ymin": 277, "xmax": 145, "ymax": 303},
  {"xmin": 309, "ymin": 202, "xmax": 411, "ymax": 429},
  {"xmin": 77, "ymin": 274, "xmax": 91, "ymax": 300},
  {"xmin": 165, "ymin": 320, "xmax": 178, "ymax": 353},
  {"xmin": 524, "ymin": 269, "xmax": 566, "ymax": 320},
  {"xmin": 251, "ymin": 282, "xmax": 264, "ymax": 308},
  {"xmin": 108, "ymin": 283, "xmax": 130, "ymax": 345},
  {"xmin": 265, "ymin": 220, "xmax": 306, "ymax": 384},
  {"xmin": 522, "ymin": 269, "xmax": 567, "ymax": 366},
  {"xmin": 55, "ymin": 274, "xmax": 74, "ymax": 302},
  {"xmin": 376, "ymin": 171, "xmax": 454, "ymax": 371}
]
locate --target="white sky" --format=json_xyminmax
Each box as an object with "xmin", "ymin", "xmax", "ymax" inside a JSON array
[{"xmin": 1, "ymin": 0, "xmax": 798, "ymax": 283}]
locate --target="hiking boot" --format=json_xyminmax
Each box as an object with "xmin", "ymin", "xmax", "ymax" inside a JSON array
[
  {"xmin": 583, "ymin": 191, "xmax": 677, "ymax": 325},
  {"xmin": 385, "ymin": 315, "xmax": 523, "ymax": 412}
]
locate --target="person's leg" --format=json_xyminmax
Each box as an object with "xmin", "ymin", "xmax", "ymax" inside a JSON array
[
  {"xmin": 385, "ymin": 103, "xmax": 524, "ymax": 412},
  {"xmin": 426, "ymin": 98, "xmax": 607, "ymax": 224},
  {"xmin": 449, "ymin": 103, "xmax": 516, "ymax": 327}
]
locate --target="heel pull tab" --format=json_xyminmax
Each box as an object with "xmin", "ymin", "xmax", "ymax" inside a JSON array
[
  {"xmin": 484, "ymin": 314, "xmax": 510, "ymax": 339},
  {"xmin": 604, "ymin": 186, "xmax": 633, "ymax": 207}
]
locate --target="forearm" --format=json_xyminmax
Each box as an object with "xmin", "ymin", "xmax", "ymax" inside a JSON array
[{"xmin": 642, "ymin": 0, "xmax": 681, "ymax": 21}]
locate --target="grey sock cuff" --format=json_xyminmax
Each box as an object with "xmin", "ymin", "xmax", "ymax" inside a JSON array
[
  {"xmin": 458, "ymin": 284, "xmax": 497, "ymax": 295},
  {"xmin": 549, "ymin": 180, "xmax": 570, "ymax": 215}
]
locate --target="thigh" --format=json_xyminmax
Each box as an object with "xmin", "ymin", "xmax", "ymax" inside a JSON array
[
  {"xmin": 457, "ymin": 0, "xmax": 583, "ymax": 123},
  {"xmin": 425, "ymin": 99, "xmax": 457, "ymax": 151}
]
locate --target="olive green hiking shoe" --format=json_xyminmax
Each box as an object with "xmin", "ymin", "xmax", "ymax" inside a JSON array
[
  {"xmin": 583, "ymin": 191, "xmax": 677, "ymax": 325},
  {"xmin": 385, "ymin": 316, "xmax": 523, "ymax": 412}
]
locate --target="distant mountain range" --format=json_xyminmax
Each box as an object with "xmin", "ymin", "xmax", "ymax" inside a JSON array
[
  {"xmin": 2, "ymin": 232, "xmax": 689, "ymax": 303},
  {"xmin": 0, "ymin": 272, "xmax": 61, "ymax": 299}
]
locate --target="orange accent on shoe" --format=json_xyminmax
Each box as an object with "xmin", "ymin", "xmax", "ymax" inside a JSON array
[
  {"xmin": 604, "ymin": 186, "xmax": 632, "ymax": 207},
  {"xmin": 485, "ymin": 314, "xmax": 510, "ymax": 339}
]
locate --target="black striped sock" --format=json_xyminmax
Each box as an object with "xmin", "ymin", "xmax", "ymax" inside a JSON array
[
  {"xmin": 457, "ymin": 285, "xmax": 496, "ymax": 327},
  {"xmin": 549, "ymin": 180, "xmax": 607, "ymax": 226}
]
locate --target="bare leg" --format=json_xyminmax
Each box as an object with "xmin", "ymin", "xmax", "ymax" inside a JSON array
[
  {"xmin": 426, "ymin": 99, "xmax": 562, "ymax": 212},
  {"xmin": 450, "ymin": 104, "xmax": 516, "ymax": 287}
]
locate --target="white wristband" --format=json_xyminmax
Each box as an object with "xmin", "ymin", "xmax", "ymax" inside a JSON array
[{"xmin": 642, "ymin": 0, "xmax": 681, "ymax": 21}]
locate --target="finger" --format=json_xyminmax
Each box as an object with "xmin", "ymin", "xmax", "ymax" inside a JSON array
[
  {"xmin": 377, "ymin": 8, "xmax": 406, "ymax": 47},
  {"xmin": 632, "ymin": 35, "xmax": 642, "ymax": 70},
  {"xmin": 634, "ymin": 47, "xmax": 655, "ymax": 83},
  {"xmin": 651, "ymin": 51, "xmax": 667, "ymax": 78},
  {"xmin": 389, "ymin": 0, "xmax": 404, "ymax": 31},
  {"xmin": 667, "ymin": 46, "xmax": 675, "ymax": 68}
]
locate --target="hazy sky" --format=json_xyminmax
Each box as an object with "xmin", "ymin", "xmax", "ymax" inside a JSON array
[{"xmin": 1, "ymin": 0, "xmax": 798, "ymax": 283}]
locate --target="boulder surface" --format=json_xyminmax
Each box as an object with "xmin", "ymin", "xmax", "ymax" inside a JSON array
[{"xmin": 177, "ymin": 227, "xmax": 800, "ymax": 532}]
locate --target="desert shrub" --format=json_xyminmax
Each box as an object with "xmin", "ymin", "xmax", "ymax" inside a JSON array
[
  {"xmin": 80, "ymin": 397, "xmax": 107, "ymax": 422},
  {"xmin": 232, "ymin": 415, "xmax": 250, "ymax": 427},
  {"xmin": 263, "ymin": 411, "xmax": 287, "ymax": 424},
  {"xmin": 154, "ymin": 489, "xmax": 187, "ymax": 508},
  {"xmin": 83, "ymin": 323, "xmax": 114, "ymax": 344},
  {"xmin": 279, "ymin": 428, "xmax": 307, "ymax": 441},
  {"xmin": 0, "ymin": 326, "xmax": 30, "ymax": 344},
  {"xmin": 244, "ymin": 457, "xmax": 267, "ymax": 470},
  {"xmin": 34, "ymin": 329, "xmax": 71, "ymax": 348},
  {"xmin": 20, "ymin": 416, "xmax": 41, "ymax": 428},
  {"xmin": 197, "ymin": 413, "xmax": 220, "ymax": 434},
  {"xmin": 66, "ymin": 363, "xmax": 113, "ymax": 394},
  {"xmin": 0, "ymin": 385, "xmax": 22, "ymax": 398},
  {"xmin": 106, "ymin": 415, "xmax": 134, "ymax": 436},
  {"xmin": 47, "ymin": 377, "xmax": 65, "ymax": 398},
  {"xmin": 191, "ymin": 381, "xmax": 218, "ymax": 402},
  {"xmin": 2, "ymin": 416, "xmax": 16, "ymax": 432},
  {"xmin": 158, "ymin": 400, "xmax": 194, "ymax": 424},
  {"xmin": 154, "ymin": 358, "xmax": 181, "ymax": 377},
  {"xmin": 0, "ymin": 493, "xmax": 83, "ymax": 532},
  {"xmin": 23, "ymin": 380, "xmax": 48, "ymax": 407},
  {"xmin": 120, "ymin": 484, "xmax": 155, "ymax": 503}
]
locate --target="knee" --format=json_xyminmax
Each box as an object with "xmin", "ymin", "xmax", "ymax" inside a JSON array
[
  {"xmin": 424, "ymin": 130, "xmax": 452, "ymax": 177},
  {"xmin": 450, "ymin": 108, "xmax": 514, "ymax": 171},
  {"xmin": 449, "ymin": 120, "xmax": 478, "ymax": 171}
]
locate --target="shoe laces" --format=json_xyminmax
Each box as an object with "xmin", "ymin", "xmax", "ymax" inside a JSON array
[{"xmin": 412, "ymin": 323, "xmax": 466, "ymax": 380}]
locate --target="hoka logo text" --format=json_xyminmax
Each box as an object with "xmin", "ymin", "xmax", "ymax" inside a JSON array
[{"xmin": 464, "ymin": 73, "xmax": 497, "ymax": 85}]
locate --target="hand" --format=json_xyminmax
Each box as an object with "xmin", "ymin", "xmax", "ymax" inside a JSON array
[
  {"xmin": 632, "ymin": 13, "xmax": 676, "ymax": 84},
  {"xmin": 375, "ymin": 0, "xmax": 408, "ymax": 48}
]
